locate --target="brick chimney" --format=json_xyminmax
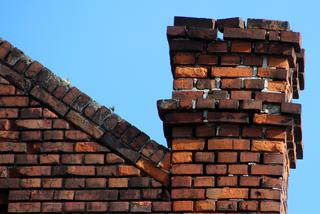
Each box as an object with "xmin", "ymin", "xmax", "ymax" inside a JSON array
[{"xmin": 158, "ymin": 17, "xmax": 304, "ymax": 213}]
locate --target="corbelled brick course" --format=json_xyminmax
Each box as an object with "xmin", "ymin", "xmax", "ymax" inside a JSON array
[{"xmin": 0, "ymin": 16, "xmax": 304, "ymax": 213}]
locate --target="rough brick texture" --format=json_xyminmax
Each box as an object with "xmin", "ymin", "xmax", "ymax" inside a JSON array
[
  {"xmin": 159, "ymin": 16, "xmax": 304, "ymax": 213},
  {"xmin": 0, "ymin": 16, "xmax": 304, "ymax": 213}
]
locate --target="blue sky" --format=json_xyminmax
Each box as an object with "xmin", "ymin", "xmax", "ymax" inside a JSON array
[{"xmin": 1, "ymin": 0, "xmax": 318, "ymax": 213}]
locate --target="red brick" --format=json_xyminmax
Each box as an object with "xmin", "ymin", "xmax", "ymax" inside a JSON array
[
  {"xmin": 281, "ymin": 102, "xmax": 301, "ymax": 114},
  {"xmin": 0, "ymin": 85, "xmax": 15, "ymax": 95},
  {"xmin": 221, "ymin": 78, "xmax": 241, "ymax": 89},
  {"xmin": 67, "ymin": 166, "xmax": 95, "ymax": 176},
  {"xmin": 175, "ymin": 66, "xmax": 208, "ymax": 78},
  {"xmin": 221, "ymin": 55, "xmax": 241, "ymax": 65},
  {"xmin": 173, "ymin": 78, "xmax": 193, "ymax": 90},
  {"xmin": 217, "ymin": 176, "xmax": 237, "ymax": 187},
  {"xmin": 253, "ymin": 114, "xmax": 292, "ymax": 126},
  {"xmin": 228, "ymin": 164, "xmax": 248, "ymax": 174},
  {"xmin": 169, "ymin": 39, "xmax": 204, "ymax": 51},
  {"xmin": 118, "ymin": 165, "xmax": 140, "ymax": 176},
  {"xmin": 218, "ymin": 125, "xmax": 240, "ymax": 137},
  {"xmin": 40, "ymin": 154, "xmax": 60, "ymax": 164},
  {"xmin": 207, "ymin": 41, "xmax": 228, "ymax": 53},
  {"xmin": 251, "ymin": 164, "xmax": 283, "ymax": 175},
  {"xmin": 136, "ymin": 158, "xmax": 169, "ymax": 185},
  {"xmin": 172, "ymin": 127, "xmax": 193, "ymax": 138},
  {"xmin": 255, "ymin": 92, "xmax": 285, "ymax": 103},
  {"xmin": 54, "ymin": 190, "xmax": 75, "ymax": 200},
  {"xmin": 257, "ymin": 68, "xmax": 288, "ymax": 80},
  {"xmin": 231, "ymin": 90, "xmax": 252, "ymax": 100},
  {"xmin": 194, "ymin": 176, "xmax": 214, "ymax": 187},
  {"xmin": 108, "ymin": 202, "xmax": 129, "ymax": 212},
  {"xmin": 248, "ymin": 18, "xmax": 290, "ymax": 31},
  {"xmin": 196, "ymin": 79, "xmax": 214, "ymax": 90},
  {"xmin": 173, "ymin": 201, "xmax": 193, "ymax": 211},
  {"xmin": 195, "ymin": 125, "xmax": 215, "ymax": 137},
  {"xmin": 21, "ymin": 131, "xmax": 42, "ymax": 141},
  {"xmin": 172, "ymin": 152, "xmax": 193, "ymax": 163},
  {"xmin": 231, "ymin": 41, "xmax": 251, "ymax": 53},
  {"xmin": 195, "ymin": 152, "xmax": 214, "ymax": 163},
  {"xmin": 217, "ymin": 200, "xmax": 237, "ymax": 211},
  {"xmin": 130, "ymin": 201, "xmax": 152, "ymax": 212},
  {"xmin": 252, "ymin": 140, "xmax": 285, "ymax": 153},
  {"xmin": 216, "ymin": 17, "xmax": 245, "ymax": 30},
  {"xmin": 9, "ymin": 190, "xmax": 31, "ymax": 201},
  {"xmin": 52, "ymin": 119, "xmax": 69, "ymax": 129},
  {"xmin": 30, "ymin": 190, "xmax": 54, "ymax": 200},
  {"xmin": 243, "ymin": 55, "xmax": 263, "ymax": 66},
  {"xmin": 20, "ymin": 108, "xmax": 42, "ymax": 118},
  {"xmin": 42, "ymin": 178, "xmax": 62, "ymax": 188},
  {"xmin": 0, "ymin": 108, "xmax": 18, "ymax": 118},
  {"xmin": 242, "ymin": 127, "xmax": 262, "ymax": 137},
  {"xmin": 264, "ymin": 153, "xmax": 284, "ymax": 164},
  {"xmin": 206, "ymin": 188, "xmax": 249, "ymax": 199},
  {"xmin": 20, "ymin": 178, "xmax": 41, "ymax": 188},
  {"xmin": 0, "ymin": 154, "xmax": 14, "ymax": 164},
  {"xmin": 105, "ymin": 153, "xmax": 124, "ymax": 164},
  {"xmin": 65, "ymin": 130, "xmax": 90, "ymax": 140},
  {"xmin": 261, "ymin": 201, "xmax": 281, "ymax": 212},
  {"xmin": 119, "ymin": 189, "xmax": 140, "ymax": 200},
  {"xmin": 167, "ymin": 26, "xmax": 186, "ymax": 37},
  {"xmin": 15, "ymin": 119, "xmax": 52, "ymax": 129},
  {"xmin": 64, "ymin": 202, "xmax": 85, "ymax": 212},
  {"xmin": 265, "ymin": 128, "xmax": 287, "ymax": 139},
  {"xmin": 0, "ymin": 96, "xmax": 28, "ymax": 107},
  {"xmin": 281, "ymin": 31, "xmax": 302, "ymax": 50},
  {"xmin": 224, "ymin": 27, "xmax": 266, "ymax": 40},
  {"xmin": 172, "ymin": 188, "xmax": 205, "ymax": 199},
  {"xmin": 218, "ymin": 99, "xmax": 239, "ymax": 110},
  {"xmin": 43, "ymin": 130, "xmax": 63, "ymax": 140},
  {"xmin": 198, "ymin": 55, "xmax": 218, "ymax": 65},
  {"xmin": 174, "ymin": 53, "xmax": 195, "ymax": 64},
  {"xmin": 240, "ymin": 176, "xmax": 260, "ymax": 187},
  {"xmin": 268, "ymin": 56, "xmax": 289, "ymax": 69},
  {"xmin": 8, "ymin": 202, "xmax": 41, "ymax": 213},
  {"xmin": 84, "ymin": 154, "xmax": 104, "ymax": 164},
  {"xmin": 75, "ymin": 142, "xmax": 106, "ymax": 152},
  {"xmin": 16, "ymin": 166, "xmax": 51, "ymax": 177},
  {"xmin": 64, "ymin": 179, "xmax": 84, "ymax": 189},
  {"xmin": 207, "ymin": 112, "xmax": 249, "ymax": 123},
  {"xmin": 206, "ymin": 165, "xmax": 227, "ymax": 174},
  {"xmin": 172, "ymin": 139, "xmax": 205, "ymax": 151},
  {"xmin": 208, "ymin": 139, "xmax": 250, "ymax": 150},
  {"xmin": 212, "ymin": 67, "xmax": 253, "ymax": 77},
  {"xmin": 195, "ymin": 200, "xmax": 216, "ymax": 211},
  {"xmin": 244, "ymin": 79, "xmax": 265, "ymax": 89},
  {"xmin": 196, "ymin": 98, "xmax": 215, "ymax": 109},
  {"xmin": 61, "ymin": 154, "xmax": 83, "ymax": 164},
  {"xmin": 42, "ymin": 202, "xmax": 63, "ymax": 213},
  {"xmin": 0, "ymin": 142, "xmax": 25, "ymax": 152},
  {"xmin": 250, "ymin": 188, "xmax": 280, "ymax": 200},
  {"xmin": 261, "ymin": 176, "xmax": 282, "ymax": 188},
  {"xmin": 74, "ymin": 190, "xmax": 118, "ymax": 200},
  {"xmin": 172, "ymin": 164, "xmax": 203, "ymax": 175},
  {"xmin": 86, "ymin": 202, "xmax": 108, "ymax": 212},
  {"xmin": 239, "ymin": 201, "xmax": 258, "ymax": 211},
  {"xmin": 86, "ymin": 178, "xmax": 106, "ymax": 188},
  {"xmin": 172, "ymin": 176, "xmax": 192, "ymax": 187},
  {"xmin": 165, "ymin": 112, "xmax": 203, "ymax": 124},
  {"xmin": 240, "ymin": 152, "xmax": 260, "ymax": 163},
  {"xmin": 152, "ymin": 202, "xmax": 172, "ymax": 212}
]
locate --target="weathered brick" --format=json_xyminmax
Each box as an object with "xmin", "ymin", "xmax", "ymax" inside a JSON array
[
  {"xmin": 20, "ymin": 178, "xmax": 41, "ymax": 188},
  {"xmin": 243, "ymin": 55, "xmax": 263, "ymax": 66},
  {"xmin": 67, "ymin": 166, "xmax": 95, "ymax": 176},
  {"xmin": 172, "ymin": 176, "xmax": 192, "ymax": 187},
  {"xmin": 74, "ymin": 190, "xmax": 118, "ymax": 200},
  {"xmin": 86, "ymin": 202, "xmax": 108, "ymax": 212},
  {"xmin": 239, "ymin": 200, "xmax": 258, "ymax": 211},
  {"xmin": 167, "ymin": 26, "xmax": 186, "ymax": 37},
  {"xmin": 174, "ymin": 16, "xmax": 215, "ymax": 28},
  {"xmin": 187, "ymin": 28, "xmax": 217, "ymax": 40},
  {"xmin": 281, "ymin": 31, "xmax": 302, "ymax": 50},
  {"xmin": 130, "ymin": 201, "xmax": 152, "ymax": 212},
  {"xmin": 173, "ymin": 201, "xmax": 193, "ymax": 211},
  {"xmin": 40, "ymin": 154, "xmax": 60, "ymax": 164},
  {"xmin": 231, "ymin": 41, "xmax": 251, "ymax": 53},
  {"xmin": 240, "ymin": 152, "xmax": 260, "ymax": 163},
  {"xmin": 206, "ymin": 165, "xmax": 227, "ymax": 174},
  {"xmin": 174, "ymin": 53, "xmax": 195, "ymax": 64},
  {"xmin": 252, "ymin": 140, "xmax": 285, "ymax": 153},
  {"xmin": 108, "ymin": 202, "xmax": 129, "ymax": 212},
  {"xmin": 16, "ymin": 166, "xmax": 51, "ymax": 177},
  {"xmin": 172, "ymin": 164, "xmax": 203, "ymax": 175},
  {"xmin": 172, "ymin": 188, "xmax": 205, "ymax": 199},
  {"xmin": 0, "ymin": 96, "xmax": 28, "ymax": 107},
  {"xmin": 268, "ymin": 56, "xmax": 289, "ymax": 69},
  {"xmin": 255, "ymin": 92, "xmax": 285, "ymax": 103},
  {"xmin": 169, "ymin": 39, "xmax": 204, "ymax": 51},
  {"xmin": 42, "ymin": 202, "xmax": 63, "ymax": 213},
  {"xmin": 175, "ymin": 66, "xmax": 208, "ymax": 78},
  {"xmin": 30, "ymin": 190, "xmax": 54, "ymax": 200},
  {"xmin": 172, "ymin": 152, "xmax": 193, "ymax": 163},
  {"xmin": 206, "ymin": 188, "xmax": 249, "ymax": 199},
  {"xmin": 250, "ymin": 188, "xmax": 281, "ymax": 199},
  {"xmin": 248, "ymin": 18, "xmax": 290, "ymax": 30},
  {"xmin": 173, "ymin": 78, "xmax": 193, "ymax": 90},
  {"xmin": 212, "ymin": 67, "xmax": 253, "ymax": 77},
  {"xmin": 8, "ymin": 202, "xmax": 41, "ymax": 213},
  {"xmin": 208, "ymin": 138, "xmax": 250, "ymax": 150},
  {"xmin": 207, "ymin": 41, "xmax": 228, "ymax": 52},
  {"xmin": 198, "ymin": 55, "xmax": 218, "ymax": 65},
  {"xmin": 224, "ymin": 28, "xmax": 266, "ymax": 40},
  {"xmin": 221, "ymin": 78, "xmax": 241, "ymax": 89},
  {"xmin": 152, "ymin": 201, "xmax": 172, "ymax": 212},
  {"xmin": 217, "ymin": 176, "xmax": 237, "ymax": 187},
  {"xmin": 86, "ymin": 178, "xmax": 106, "ymax": 188},
  {"xmin": 253, "ymin": 113, "xmax": 292, "ymax": 126},
  {"xmin": 240, "ymin": 176, "xmax": 260, "ymax": 187},
  {"xmin": 228, "ymin": 164, "xmax": 248, "ymax": 174},
  {"xmin": 207, "ymin": 112, "xmax": 249, "ymax": 123},
  {"xmin": 251, "ymin": 164, "xmax": 283, "ymax": 175},
  {"xmin": 194, "ymin": 176, "xmax": 214, "ymax": 187},
  {"xmin": 64, "ymin": 202, "xmax": 85, "ymax": 212},
  {"xmin": 217, "ymin": 200, "xmax": 237, "ymax": 211},
  {"xmin": 261, "ymin": 201, "xmax": 281, "ymax": 212},
  {"xmin": 172, "ymin": 139, "xmax": 205, "ymax": 150},
  {"xmin": 195, "ymin": 200, "xmax": 216, "ymax": 211},
  {"xmin": 268, "ymin": 81, "xmax": 287, "ymax": 92},
  {"xmin": 231, "ymin": 90, "xmax": 252, "ymax": 100}
]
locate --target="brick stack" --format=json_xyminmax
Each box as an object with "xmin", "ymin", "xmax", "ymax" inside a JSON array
[{"xmin": 158, "ymin": 16, "xmax": 304, "ymax": 213}]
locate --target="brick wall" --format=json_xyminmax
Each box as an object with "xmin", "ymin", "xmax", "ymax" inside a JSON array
[
  {"xmin": 0, "ymin": 16, "xmax": 304, "ymax": 213},
  {"xmin": 158, "ymin": 17, "xmax": 304, "ymax": 213}
]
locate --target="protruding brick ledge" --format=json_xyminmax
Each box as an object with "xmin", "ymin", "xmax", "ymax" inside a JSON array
[{"xmin": 0, "ymin": 39, "xmax": 170, "ymax": 185}]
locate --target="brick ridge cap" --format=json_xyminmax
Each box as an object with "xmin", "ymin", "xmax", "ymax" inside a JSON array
[{"xmin": 0, "ymin": 39, "xmax": 171, "ymax": 186}]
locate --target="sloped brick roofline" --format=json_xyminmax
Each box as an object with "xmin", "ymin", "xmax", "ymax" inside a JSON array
[{"xmin": 0, "ymin": 39, "xmax": 171, "ymax": 185}]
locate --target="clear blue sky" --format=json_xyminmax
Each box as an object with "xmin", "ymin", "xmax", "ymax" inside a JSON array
[{"xmin": 1, "ymin": 1, "xmax": 317, "ymax": 213}]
